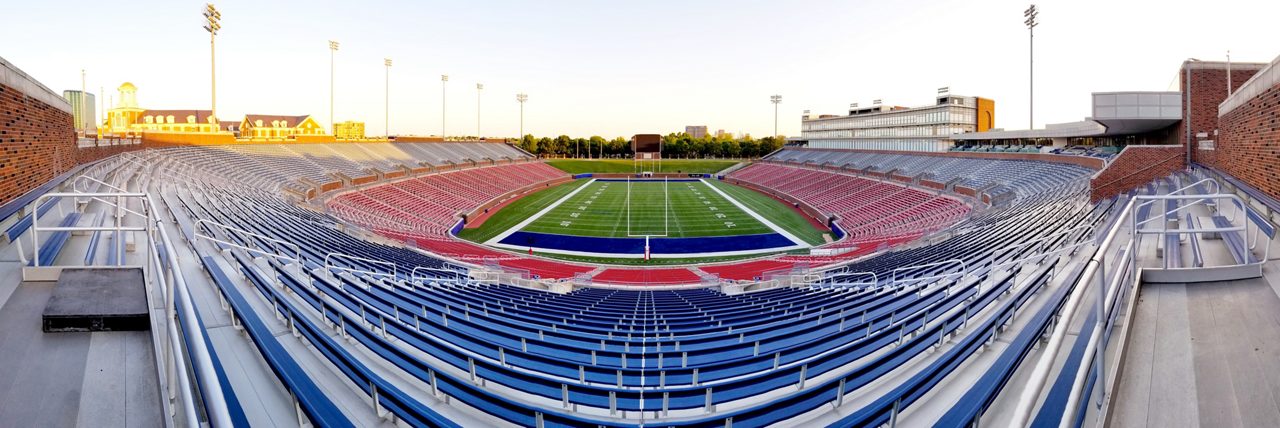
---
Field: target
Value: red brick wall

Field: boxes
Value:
[0,81,77,207]
[1180,64,1264,167]
[1217,78,1280,201]
[1090,145,1185,201]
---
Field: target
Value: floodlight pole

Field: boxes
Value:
[515,93,528,139]
[385,58,392,138]
[770,95,782,138]
[329,40,338,134]
[476,83,483,139]
[204,4,221,124]
[1025,4,1038,129]
[441,75,449,139]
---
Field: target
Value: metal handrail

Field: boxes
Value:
[150,194,235,428]
[1015,192,1268,427]
[411,265,467,284]
[323,252,396,279]
[31,192,234,427]
[73,175,149,220]
[1135,177,1220,211]
[985,223,1094,271]
[817,271,877,289]
[890,258,967,286]
[194,219,302,263]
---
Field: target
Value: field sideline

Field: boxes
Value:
[544,159,741,174]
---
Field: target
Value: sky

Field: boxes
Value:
[3,0,1278,139]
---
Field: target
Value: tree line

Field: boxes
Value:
[513,133,786,159]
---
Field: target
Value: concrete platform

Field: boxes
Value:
[42,268,148,332]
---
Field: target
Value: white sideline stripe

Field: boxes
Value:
[702,179,810,248]
[485,179,596,246]
[488,241,808,259]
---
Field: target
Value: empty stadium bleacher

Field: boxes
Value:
[0,142,1120,426]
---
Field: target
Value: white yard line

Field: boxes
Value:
[484,179,596,245]
[702,179,810,247]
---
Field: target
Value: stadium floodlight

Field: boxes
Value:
[476,83,483,138]
[203,4,221,122]
[385,58,392,138]
[329,40,338,134]
[770,95,782,137]
[1025,4,1038,129]
[440,75,450,139]
[515,93,528,139]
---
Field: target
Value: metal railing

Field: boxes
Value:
[890,258,967,287]
[412,265,468,285]
[815,271,878,289]
[324,252,396,280]
[73,175,149,220]
[1013,191,1273,427]
[30,192,234,427]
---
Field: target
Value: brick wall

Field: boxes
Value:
[1217,58,1280,201]
[1089,145,1185,202]
[1179,63,1264,167]
[0,80,77,207]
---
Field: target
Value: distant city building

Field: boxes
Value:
[685,125,708,139]
[62,90,96,132]
[334,121,366,140]
[240,114,325,139]
[799,94,995,152]
[715,129,730,138]
[103,83,223,134]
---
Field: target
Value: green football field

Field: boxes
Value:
[523,180,770,238]
[457,178,829,246]
[544,159,741,174]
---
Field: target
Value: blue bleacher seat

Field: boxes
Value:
[30,212,82,266]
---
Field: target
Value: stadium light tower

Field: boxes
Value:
[329,40,338,134]
[1025,4,1038,129]
[476,83,483,138]
[770,95,782,137]
[384,58,392,138]
[203,4,221,123]
[516,92,528,138]
[441,74,449,139]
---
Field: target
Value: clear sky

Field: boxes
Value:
[4,0,1277,138]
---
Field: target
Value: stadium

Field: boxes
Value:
[5,4,1280,428]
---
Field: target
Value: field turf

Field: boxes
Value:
[457,178,831,258]
[544,159,741,174]
[522,180,771,238]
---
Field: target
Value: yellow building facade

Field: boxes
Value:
[102,83,222,135]
[334,121,366,140]
[239,115,326,139]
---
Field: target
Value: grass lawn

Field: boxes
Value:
[545,159,741,174]
[523,179,774,238]
[456,178,830,265]
[455,179,590,242]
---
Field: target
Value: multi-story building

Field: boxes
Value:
[239,114,326,139]
[102,83,222,134]
[62,90,96,133]
[334,121,366,140]
[715,129,729,138]
[799,94,995,152]
[685,125,708,139]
